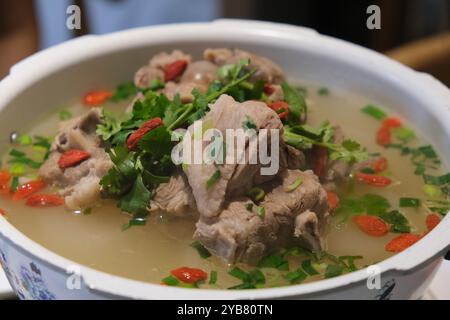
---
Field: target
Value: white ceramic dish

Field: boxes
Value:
[0,20,449,300]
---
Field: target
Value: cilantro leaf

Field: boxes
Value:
[138,125,173,158]
[242,116,257,131]
[281,82,307,125]
[284,125,368,165]
[96,109,128,141]
[118,174,151,218]
[110,82,139,102]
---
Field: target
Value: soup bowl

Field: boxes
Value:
[0,20,449,300]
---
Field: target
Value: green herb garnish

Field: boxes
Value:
[258,254,289,271]
[162,275,180,286]
[228,267,265,289]
[425,200,450,216]
[209,271,218,285]
[256,206,266,219]
[281,82,307,125]
[284,269,307,284]
[191,241,212,259]
[378,210,411,233]
[361,105,387,120]
[423,173,450,186]
[324,264,344,279]
[317,87,330,96]
[242,116,257,131]
[285,176,303,192]
[392,127,416,142]
[399,197,421,208]
[110,82,139,102]
[10,176,19,192]
[8,149,42,169]
[284,122,368,165]
[423,184,443,198]
[301,259,319,276]
[246,187,265,202]
[59,110,72,120]
[206,170,221,190]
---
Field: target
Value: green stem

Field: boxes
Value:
[167,69,256,131]
[167,103,194,131]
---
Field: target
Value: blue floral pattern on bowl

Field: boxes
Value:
[0,249,55,300]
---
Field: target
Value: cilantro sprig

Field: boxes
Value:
[284,122,369,164]
[97,59,263,228]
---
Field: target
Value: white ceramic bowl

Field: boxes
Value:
[0,20,449,300]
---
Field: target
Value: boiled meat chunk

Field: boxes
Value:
[134,50,192,88]
[39,108,113,210]
[204,48,285,84]
[182,94,287,219]
[150,172,196,217]
[194,170,329,264]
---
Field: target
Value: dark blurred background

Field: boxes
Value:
[1,0,449,84]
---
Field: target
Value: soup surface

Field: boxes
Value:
[0,49,448,290]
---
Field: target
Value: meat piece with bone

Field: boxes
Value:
[204,48,286,84]
[194,169,329,264]
[150,172,197,218]
[134,50,192,88]
[163,60,218,103]
[39,108,113,210]
[182,94,302,219]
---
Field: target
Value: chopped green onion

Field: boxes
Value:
[390,224,411,234]
[18,135,32,146]
[399,198,421,208]
[10,163,26,176]
[276,108,286,115]
[191,241,211,259]
[392,127,416,142]
[284,269,307,284]
[228,283,256,290]
[258,254,289,271]
[245,203,253,212]
[423,184,443,198]
[248,269,265,285]
[285,176,303,193]
[9,149,25,157]
[33,136,52,151]
[162,275,180,286]
[209,270,218,285]
[324,264,344,279]
[415,163,426,175]
[83,208,92,215]
[242,116,257,131]
[361,105,387,120]
[228,267,250,282]
[247,187,265,202]
[360,167,376,174]
[109,82,139,102]
[426,200,450,216]
[418,145,438,159]
[301,260,319,276]
[423,173,450,186]
[10,176,19,193]
[149,79,165,91]
[317,87,330,96]
[59,110,73,120]
[256,206,266,219]
[339,256,363,272]
[206,170,221,189]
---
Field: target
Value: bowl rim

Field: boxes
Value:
[0,19,449,299]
